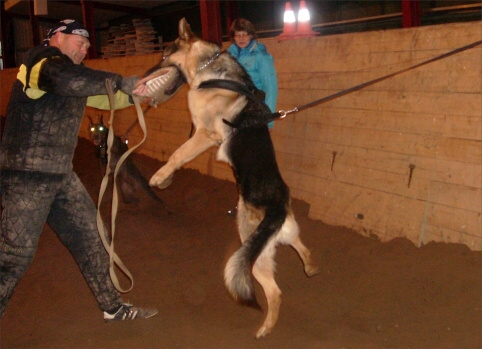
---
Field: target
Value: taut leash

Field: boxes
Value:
[200,39,482,128]
[274,39,482,119]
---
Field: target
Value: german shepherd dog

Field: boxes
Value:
[87,115,169,208]
[147,18,319,338]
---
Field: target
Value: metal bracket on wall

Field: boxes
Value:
[331,151,337,172]
[408,164,416,188]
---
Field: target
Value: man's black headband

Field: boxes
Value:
[43,19,89,46]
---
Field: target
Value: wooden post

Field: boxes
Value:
[1,1,16,68]
[34,0,48,16]
[28,0,41,47]
[224,0,238,38]
[81,0,97,59]
[199,0,222,45]
[402,0,421,28]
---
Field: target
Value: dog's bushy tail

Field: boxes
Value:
[224,205,286,309]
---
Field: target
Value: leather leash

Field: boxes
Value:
[96,80,148,293]
[273,39,482,120]
[200,39,482,128]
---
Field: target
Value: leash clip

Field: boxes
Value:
[277,107,299,119]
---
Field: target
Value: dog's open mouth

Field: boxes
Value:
[137,66,186,106]
[163,68,186,95]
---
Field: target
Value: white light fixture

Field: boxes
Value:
[297,2,310,22]
[294,1,319,38]
[277,2,297,41]
[284,4,296,23]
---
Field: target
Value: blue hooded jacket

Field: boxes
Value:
[227,40,278,118]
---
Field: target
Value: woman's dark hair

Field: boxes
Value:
[229,18,257,42]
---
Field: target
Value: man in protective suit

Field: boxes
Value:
[0,19,158,321]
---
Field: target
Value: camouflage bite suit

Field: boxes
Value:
[0,44,135,317]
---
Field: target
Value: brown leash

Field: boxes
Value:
[96,80,148,293]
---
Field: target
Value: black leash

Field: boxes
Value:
[196,40,481,129]
[274,39,482,119]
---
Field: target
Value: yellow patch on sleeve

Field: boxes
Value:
[16,58,48,99]
[87,91,133,110]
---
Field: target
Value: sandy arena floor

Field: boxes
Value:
[1,137,481,349]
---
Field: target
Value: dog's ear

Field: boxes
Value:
[99,115,104,125]
[88,115,93,127]
[178,17,195,41]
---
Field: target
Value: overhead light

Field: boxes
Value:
[297,0,310,22]
[277,2,296,41]
[294,1,319,38]
[284,2,296,23]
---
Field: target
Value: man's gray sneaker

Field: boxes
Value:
[104,303,158,322]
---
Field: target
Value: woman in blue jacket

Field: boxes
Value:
[226,18,279,215]
[227,18,278,129]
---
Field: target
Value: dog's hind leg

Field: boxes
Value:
[290,235,321,277]
[252,242,281,339]
[280,214,321,277]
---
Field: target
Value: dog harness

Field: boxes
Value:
[197,79,278,129]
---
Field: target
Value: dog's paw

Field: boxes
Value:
[256,326,272,339]
[149,171,174,189]
[304,263,321,277]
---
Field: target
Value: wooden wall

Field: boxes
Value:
[1,21,480,250]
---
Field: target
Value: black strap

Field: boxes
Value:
[198,79,272,128]
[198,79,259,102]
[290,39,482,115]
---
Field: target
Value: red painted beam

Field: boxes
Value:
[28,0,41,47]
[199,0,222,45]
[225,1,238,37]
[1,2,16,68]
[81,0,97,59]
[402,0,421,28]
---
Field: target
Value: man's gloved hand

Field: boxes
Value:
[120,76,139,95]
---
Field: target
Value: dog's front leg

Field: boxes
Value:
[149,128,219,189]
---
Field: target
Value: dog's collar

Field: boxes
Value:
[197,52,220,72]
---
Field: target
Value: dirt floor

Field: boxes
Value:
[1,137,481,349]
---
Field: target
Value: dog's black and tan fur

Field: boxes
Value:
[148,18,319,338]
[87,115,168,207]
